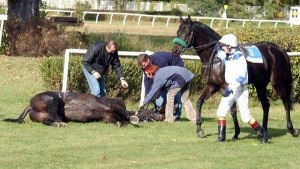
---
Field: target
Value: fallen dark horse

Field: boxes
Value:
[5,91,164,127]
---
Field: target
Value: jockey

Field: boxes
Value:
[216,34,269,143]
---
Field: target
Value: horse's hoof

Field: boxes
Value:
[291,129,299,137]
[59,122,67,127]
[260,132,270,144]
[52,122,60,127]
[115,121,122,127]
[232,136,239,140]
[130,115,139,124]
[197,129,204,138]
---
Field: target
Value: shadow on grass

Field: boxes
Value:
[222,126,295,143]
[178,117,215,122]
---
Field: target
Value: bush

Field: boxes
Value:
[40,56,204,101]
[218,27,300,52]
[3,18,85,57]
[40,55,300,102]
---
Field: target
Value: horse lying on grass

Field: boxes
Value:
[5,91,165,127]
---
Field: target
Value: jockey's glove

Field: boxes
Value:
[222,88,233,97]
[120,79,129,88]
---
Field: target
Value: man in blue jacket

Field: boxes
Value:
[140,64,196,123]
[137,52,184,120]
[82,40,128,97]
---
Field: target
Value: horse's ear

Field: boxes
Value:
[179,15,184,23]
[187,15,192,23]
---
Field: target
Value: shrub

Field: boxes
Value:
[40,56,204,101]
[3,18,85,57]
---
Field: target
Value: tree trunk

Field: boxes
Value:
[7,0,40,21]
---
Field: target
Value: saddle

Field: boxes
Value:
[238,43,263,63]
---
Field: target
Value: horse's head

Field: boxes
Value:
[172,16,221,59]
[172,15,194,57]
[136,109,165,122]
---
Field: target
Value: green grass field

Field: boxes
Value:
[0,55,300,169]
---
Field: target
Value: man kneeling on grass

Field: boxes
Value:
[140,64,196,123]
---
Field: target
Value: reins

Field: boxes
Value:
[194,41,218,51]
[179,24,221,82]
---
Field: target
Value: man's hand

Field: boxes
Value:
[92,71,101,79]
[222,88,233,97]
[121,79,129,88]
[139,105,145,111]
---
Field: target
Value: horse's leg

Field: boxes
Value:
[196,85,219,138]
[282,100,299,137]
[41,95,66,127]
[255,84,270,131]
[113,105,139,124]
[229,102,240,140]
[268,44,298,137]
[102,113,123,127]
[273,84,299,137]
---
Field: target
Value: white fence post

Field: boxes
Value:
[0,14,7,46]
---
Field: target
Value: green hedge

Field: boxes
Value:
[40,56,204,102]
[40,56,300,103]
[40,26,300,102]
[218,27,300,52]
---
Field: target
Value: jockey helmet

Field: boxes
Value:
[219,34,238,47]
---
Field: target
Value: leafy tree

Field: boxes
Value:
[74,1,92,18]
[186,0,223,16]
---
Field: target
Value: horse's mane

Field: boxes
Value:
[193,21,221,41]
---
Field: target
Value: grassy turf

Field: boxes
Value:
[0,55,299,169]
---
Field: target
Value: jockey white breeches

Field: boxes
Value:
[217,85,252,123]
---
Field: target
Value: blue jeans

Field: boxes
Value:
[82,67,106,97]
[155,89,182,120]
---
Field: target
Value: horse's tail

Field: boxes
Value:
[3,106,32,123]
[287,62,294,111]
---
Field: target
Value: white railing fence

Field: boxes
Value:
[63,49,300,105]
[42,9,298,29]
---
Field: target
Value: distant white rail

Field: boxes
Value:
[41,9,298,29]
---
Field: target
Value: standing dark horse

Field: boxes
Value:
[172,15,298,139]
[4,91,164,127]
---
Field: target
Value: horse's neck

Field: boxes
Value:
[194,43,215,64]
[192,24,220,63]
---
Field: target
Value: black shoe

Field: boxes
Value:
[217,126,226,142]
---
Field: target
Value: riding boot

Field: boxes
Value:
[250,120,269,143]
[217,119,226,142]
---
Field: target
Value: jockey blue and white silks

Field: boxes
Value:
[216,49,253,123]
[221,49,248,91]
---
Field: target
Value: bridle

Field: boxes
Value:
[174,23,222,80]
[176,24,218,53]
